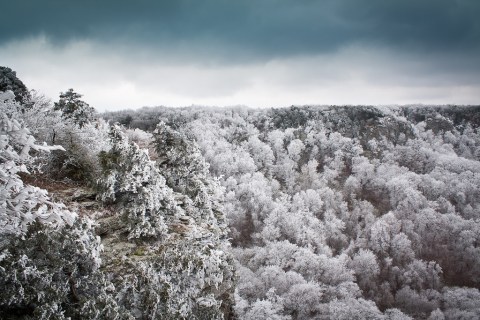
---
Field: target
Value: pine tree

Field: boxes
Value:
[98,125,177,239]
[54,89,96,128]
[0,66,30,104]
[153,122,228,234]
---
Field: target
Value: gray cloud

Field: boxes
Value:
[3,38,479,110]
[2,1,479,109]
[2,0,479,61]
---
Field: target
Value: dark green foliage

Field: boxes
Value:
[0,66,30,104]
[45,150,90,182]
[402,105,480,130]
[271,106,311,129]
[118,114,133,127]
[98,150,121,174]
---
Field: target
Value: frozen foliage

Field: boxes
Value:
[153,122,228,233]
[1,90,119,319]
[98,125,173,239]
[97,123,234,319]
[0,91,75,235]
[0,221,120,320]
[4,67,480,318]
[117,234,233,319]
[117,105,480,319]
[1,84,234,319]
[5,88,111,183]
[54,89,97,128]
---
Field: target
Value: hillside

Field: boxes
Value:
[106,104,480,319]
[1,88,235,319]
[2,72,480,319]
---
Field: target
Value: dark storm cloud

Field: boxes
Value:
[2,0,479,60]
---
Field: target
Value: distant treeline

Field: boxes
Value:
[103,104,480,133]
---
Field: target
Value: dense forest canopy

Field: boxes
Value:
[105,103,480,319]
[1,68,480,319]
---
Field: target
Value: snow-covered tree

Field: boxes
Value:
[54,89,96,128]
[1,90,120,319]
[1,91,75,235]
[98,125,176,239]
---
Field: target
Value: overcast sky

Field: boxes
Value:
[1,0,480,111]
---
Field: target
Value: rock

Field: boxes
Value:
[96,215,125,237]
[79,201,98,210]
[70,188,97,201]
[179,216,192,224]
[169,223,192,235]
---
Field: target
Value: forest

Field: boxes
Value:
[2,66,480,319]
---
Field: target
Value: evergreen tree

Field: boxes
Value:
[153,122,228,233]
[98,125,177,239]
[0,66,30,104]
[0,90,120,319]
[97,125,235,319]
[54,89,96,128]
